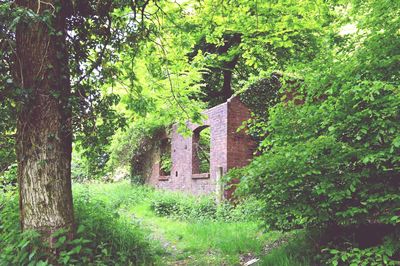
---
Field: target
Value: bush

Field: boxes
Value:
[239,82,400,227]
[73,191,157,265]
[150,192,216,220]
[150,190,263,222]
[236,1,400,262]
[237,82,400,263]
[323,234,400,266]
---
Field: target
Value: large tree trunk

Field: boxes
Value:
[14,0,74,247]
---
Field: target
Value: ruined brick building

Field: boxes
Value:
[145,96,257,197]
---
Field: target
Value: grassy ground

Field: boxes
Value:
[0,180,314,265]
[73,181,285,265]
[73,181,311,266]
[129,203,281,265]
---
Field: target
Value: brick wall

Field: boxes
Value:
[227,97,257,169]
[225,97,257,198]
[148,97,256,196]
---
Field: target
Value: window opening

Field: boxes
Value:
[192,126,210,174]
[159,138,171,176]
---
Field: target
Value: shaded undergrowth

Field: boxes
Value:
[73,181,305,265]
[1,181,312,265]
[0,183,160,265]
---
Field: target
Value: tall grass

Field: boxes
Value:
[83,182,281,265]
[0,180,317,265]
[73,181,322,265]
[130,200,283,264]
[73,188,161,265]
[260,232,317,266]
[0,182,160,265]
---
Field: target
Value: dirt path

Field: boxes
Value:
[129,203,282,266]
[130,208,194,265]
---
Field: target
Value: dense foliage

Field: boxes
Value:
[231,0,400,264]
[1,0,399,264]
[86,1,400,263]
[240,82,400,229]
[0,182,158,265]
[237,75,282,144]
[0,2,16,173]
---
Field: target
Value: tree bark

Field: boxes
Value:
[221,57,238,101]
[14,0,74,248]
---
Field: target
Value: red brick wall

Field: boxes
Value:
[227,97,257,169]
[225,97,257,198]
[205,103,228,194]
[148,97,256,196]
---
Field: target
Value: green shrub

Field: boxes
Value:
[150,190,263,222]
[73,192,157,265]
[150,192,181,217]
[0,190,39,265]
[150,192,216,220]
[236,1,400,262]
[323,235,400,266]
[237,81,400,263]
[238,83,400,228]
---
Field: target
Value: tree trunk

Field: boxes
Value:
[14,0,74,248]
[221,56,238,101]
[222,68,234,101]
